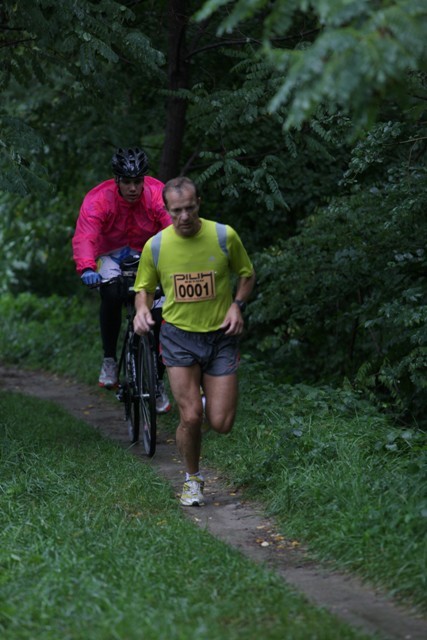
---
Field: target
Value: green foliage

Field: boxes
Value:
[196,1,427,133]
[0,0,165,194]
[201,365,427,608]
[0,292,101,382]
[0,183,85,295]
[179,51,350,248]
[0,0,163,87]
[0,116,50,196]
[248,118,427,425]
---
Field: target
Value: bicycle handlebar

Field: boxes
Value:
[89,275,163,300]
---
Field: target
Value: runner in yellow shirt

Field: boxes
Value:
[133,176,256,506]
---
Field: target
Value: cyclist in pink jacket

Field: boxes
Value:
[72,147,172,412]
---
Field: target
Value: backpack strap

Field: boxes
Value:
[151,232,162,268]
[215,222,229,259]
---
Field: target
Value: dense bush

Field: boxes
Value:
[0,291,101,383]
[248,121,427,426]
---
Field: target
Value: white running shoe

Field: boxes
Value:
[98,357,118,389]
[180,476,205,506]
[156,381,171,414]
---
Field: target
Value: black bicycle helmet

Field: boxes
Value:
[111,147,149,178]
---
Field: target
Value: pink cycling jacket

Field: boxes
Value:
[72,177,172,274]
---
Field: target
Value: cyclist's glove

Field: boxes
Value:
[81,269,102,286]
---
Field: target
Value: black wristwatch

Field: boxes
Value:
[233,299,247,313]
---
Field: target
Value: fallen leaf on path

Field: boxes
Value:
[272,534,285,541]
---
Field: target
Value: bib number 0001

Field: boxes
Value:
[173,271,216,302]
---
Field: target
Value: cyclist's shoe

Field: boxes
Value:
[180,476,205,507]
[156,381,171,414]
[99,358,118,389]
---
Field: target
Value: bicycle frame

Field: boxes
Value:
[99,271,158,456]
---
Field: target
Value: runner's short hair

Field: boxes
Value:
[162,176,200,207]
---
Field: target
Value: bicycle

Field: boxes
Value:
[97,256,158,457]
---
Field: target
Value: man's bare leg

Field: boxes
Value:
[167,364,204,474]
[202,372,238,434]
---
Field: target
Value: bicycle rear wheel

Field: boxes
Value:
[137,334,157,457]
[121,333,140,444]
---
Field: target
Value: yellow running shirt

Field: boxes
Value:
[134,218,254,332]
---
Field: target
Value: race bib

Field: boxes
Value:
[173,271,216,302]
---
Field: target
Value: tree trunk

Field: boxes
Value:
[158,0,189,182]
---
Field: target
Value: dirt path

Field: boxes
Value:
[1,364,426,640]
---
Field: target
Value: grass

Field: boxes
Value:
[1,291,426,613]
[0,291,101,385]
[0,392,370,640]
[199,368,427,609]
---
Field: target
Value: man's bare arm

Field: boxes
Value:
[234,272,256,304]
[220,271,256,336]
[133,290,155,335]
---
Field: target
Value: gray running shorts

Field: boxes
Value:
[160,322,240,376]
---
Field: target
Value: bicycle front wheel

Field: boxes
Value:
[121,333,140,444]
[137,334,157,457]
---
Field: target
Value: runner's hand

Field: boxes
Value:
[220,304,244,336]
[81,270,102,286]
[134,308,155,335]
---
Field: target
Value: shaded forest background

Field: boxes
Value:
[1,0,426,427]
